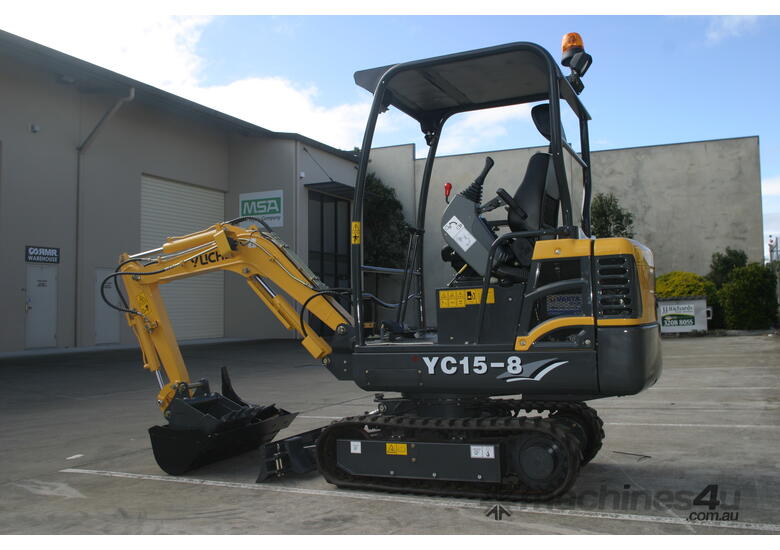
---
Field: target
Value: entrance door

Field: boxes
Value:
[308,190,351,333]
[25,264,58,348]
[95,268,120,344]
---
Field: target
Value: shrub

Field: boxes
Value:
[705,247,748,329]
[656,271,717,301]
[707,247,748,288]
[717,263,778,330]
[364,172,409,268]
[590,192,635,238]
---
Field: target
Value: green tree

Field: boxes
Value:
[704,247,748,328]
[363,172,409,268]
[707,247,748,287]
[590,192,635,238]
[717,263,778,330]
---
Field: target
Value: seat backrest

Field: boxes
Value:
[508,152,560,232]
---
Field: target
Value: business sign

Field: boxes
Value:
[658,298,708,333]
[25,246,60,264]
[660,303,695,328]
[239,190,283,227]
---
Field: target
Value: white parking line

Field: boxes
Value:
[606,422,779,430]
[653,387,778,390]
[666,365,777,370]
[60,468,780,533]
[298,416,779,430]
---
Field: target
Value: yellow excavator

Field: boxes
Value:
[104,34,661,501]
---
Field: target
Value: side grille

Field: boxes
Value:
[594,255,640,319]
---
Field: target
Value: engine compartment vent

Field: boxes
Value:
[594,255,640,319]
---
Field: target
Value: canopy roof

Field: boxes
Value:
[354,42,589,124]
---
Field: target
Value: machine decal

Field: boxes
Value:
[422,355,523,376]
[496,358,568,383]
[470,445,496,459]
[350,441,362,454]
[438,287,495,309]
[443,215,476,252]
[190,250,226,267]
[385,443,408,456]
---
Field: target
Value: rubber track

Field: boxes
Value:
[508,400,605,464]
[316,400,604,501]
[317,412,582,502]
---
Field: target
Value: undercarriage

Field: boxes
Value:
[262,396,604,502]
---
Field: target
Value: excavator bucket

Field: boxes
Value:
[149,368,296,475]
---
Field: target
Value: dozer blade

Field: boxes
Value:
[149,367,297,475]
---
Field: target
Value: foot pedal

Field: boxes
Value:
[256,427,324,482]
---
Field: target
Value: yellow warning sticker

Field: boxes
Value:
[351,221,361,245]
[438,288,495,309]
[385,442,408,456]
[136,294,151,315]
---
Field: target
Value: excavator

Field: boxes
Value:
[103,34,661,501]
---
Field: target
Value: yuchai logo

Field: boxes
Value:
[239,190,283,227]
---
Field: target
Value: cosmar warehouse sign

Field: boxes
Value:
[239,190,283,228]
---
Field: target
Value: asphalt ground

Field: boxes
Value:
[0,335,778,534]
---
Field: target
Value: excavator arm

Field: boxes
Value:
[104,217,354,475]
[113,218,353,410]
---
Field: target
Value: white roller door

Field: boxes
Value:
[141,175,225,340]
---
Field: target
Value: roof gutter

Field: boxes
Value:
[77,86,135,152]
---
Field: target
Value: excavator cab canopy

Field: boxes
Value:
[353,42,590,127]
[350,40,595,342]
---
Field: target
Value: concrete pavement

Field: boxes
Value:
[0,336,778,534]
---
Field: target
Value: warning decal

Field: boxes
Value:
[443,216,477,252]
[438,288,495,309]
[385,443,408,456]
[351,221,361,244]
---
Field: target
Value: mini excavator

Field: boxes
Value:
[104,34,661,501]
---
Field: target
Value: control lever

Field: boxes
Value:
[461,156,494,204]
[496,188,528,220]
[478,195,503,213]
[475,156,495,187]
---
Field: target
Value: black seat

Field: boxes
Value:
[506,152,560,266]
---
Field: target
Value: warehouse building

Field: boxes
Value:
[0,30,763,352]
[0,30,357,353]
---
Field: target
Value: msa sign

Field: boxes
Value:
[25,246,60,264]
[239,190,283,227]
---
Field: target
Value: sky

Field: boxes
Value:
[1,10,779,257]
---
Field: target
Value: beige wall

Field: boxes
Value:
[224,135,296,340]
[0,49,357,352]
[0,55,81,351]
[80,101,231,347]
[369,144,417,221]
[0,56,234,352]
[590,137,763,275]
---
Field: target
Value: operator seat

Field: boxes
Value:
[505,152,560,267]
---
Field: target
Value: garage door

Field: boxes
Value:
[141,175,225,340]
